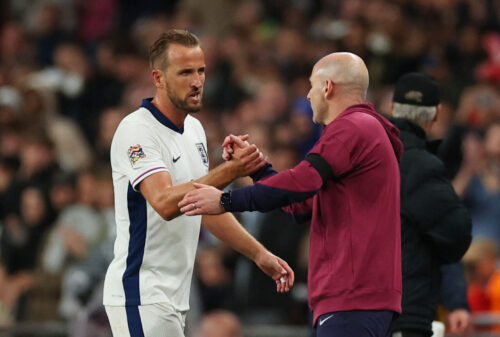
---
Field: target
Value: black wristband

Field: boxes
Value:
[220,191,232,212]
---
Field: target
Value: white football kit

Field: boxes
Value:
[103,98,209,336]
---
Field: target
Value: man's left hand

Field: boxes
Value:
[448,309,472,336]
[254,250,295,293]
[179,183,224,215]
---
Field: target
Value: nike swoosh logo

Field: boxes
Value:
[319,314,334,326]
[173,156,181,163]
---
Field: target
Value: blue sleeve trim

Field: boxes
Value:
[228,183,318,212]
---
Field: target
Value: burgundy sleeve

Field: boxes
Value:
[227,160,324,212]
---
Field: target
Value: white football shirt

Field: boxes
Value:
[103,98,209,312]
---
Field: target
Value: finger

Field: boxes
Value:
[231,135,250,148]
[179,198,201,213]
[239,134,249,141]
[178,194,198,208]
[221,135,233,148]
[193,182,209,189]
[223,145,234,154]
[183,204,206,216]
[278,259,295,286]
[242,150,261,163]
[184,209,203,216]
[252,158,267,171]
[276,279,285,293]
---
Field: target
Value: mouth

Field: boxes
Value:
[188,91,201,102]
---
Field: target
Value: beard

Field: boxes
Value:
[167,86,203,113]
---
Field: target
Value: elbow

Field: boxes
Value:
[155,201,180,221]
[159,208,178,221]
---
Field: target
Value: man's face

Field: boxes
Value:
[163,44,206,113]
[307,71,328,124]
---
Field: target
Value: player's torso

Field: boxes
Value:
[104,107,209,309]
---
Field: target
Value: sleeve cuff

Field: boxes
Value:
[250,163,277,182]
[131,167,168,191]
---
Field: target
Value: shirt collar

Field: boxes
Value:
[141,97,184,134]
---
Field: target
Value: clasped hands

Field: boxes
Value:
[178,134,261,216]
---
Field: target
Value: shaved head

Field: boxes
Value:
[312,52,369,99]
[307,52,370,124]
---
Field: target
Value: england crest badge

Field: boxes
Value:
[196,143,209,167]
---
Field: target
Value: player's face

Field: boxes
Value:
[307,72,328,124]
[164,44,206,113]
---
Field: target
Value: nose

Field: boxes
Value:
[192,74,204,90]
[307,90,311,101]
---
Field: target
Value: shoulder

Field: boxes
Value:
[114,108,155,137]
[401,147,446,187]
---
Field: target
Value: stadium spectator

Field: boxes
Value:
[388,73,472,337]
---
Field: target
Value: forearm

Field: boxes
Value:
[197,161,238,190]
[144,162,238,221]
[202,213,266,261]
[227,160,322,212]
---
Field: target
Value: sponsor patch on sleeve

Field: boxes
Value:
[128,144,146,166]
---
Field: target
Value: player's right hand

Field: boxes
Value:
[222,134,249,161]
[230,142,267,177]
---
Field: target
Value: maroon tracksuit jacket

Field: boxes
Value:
[227,103,403,325]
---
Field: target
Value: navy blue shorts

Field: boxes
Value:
[312,310,395,337]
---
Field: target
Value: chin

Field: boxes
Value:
[187,105,202,113]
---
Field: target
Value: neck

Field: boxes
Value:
[324,95,364,125]
[151,92,188,130]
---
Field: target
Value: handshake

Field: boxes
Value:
[221,134,268,177]
[178,134,264,216]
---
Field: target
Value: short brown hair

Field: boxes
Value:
[149,29,200,70]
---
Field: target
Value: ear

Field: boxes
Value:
[152,69,164,89]
[389,102,394,117]
[433,104,440,122]
[324,80,334,99]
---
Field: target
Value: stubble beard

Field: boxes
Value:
[167,86,202,114]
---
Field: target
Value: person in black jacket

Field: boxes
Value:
[389,73,473,337]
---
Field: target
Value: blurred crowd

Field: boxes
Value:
[0,0,500,336]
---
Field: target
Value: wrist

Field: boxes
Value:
[223,161,239,180]
[251,245,267,263]
[220,191,232,212]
